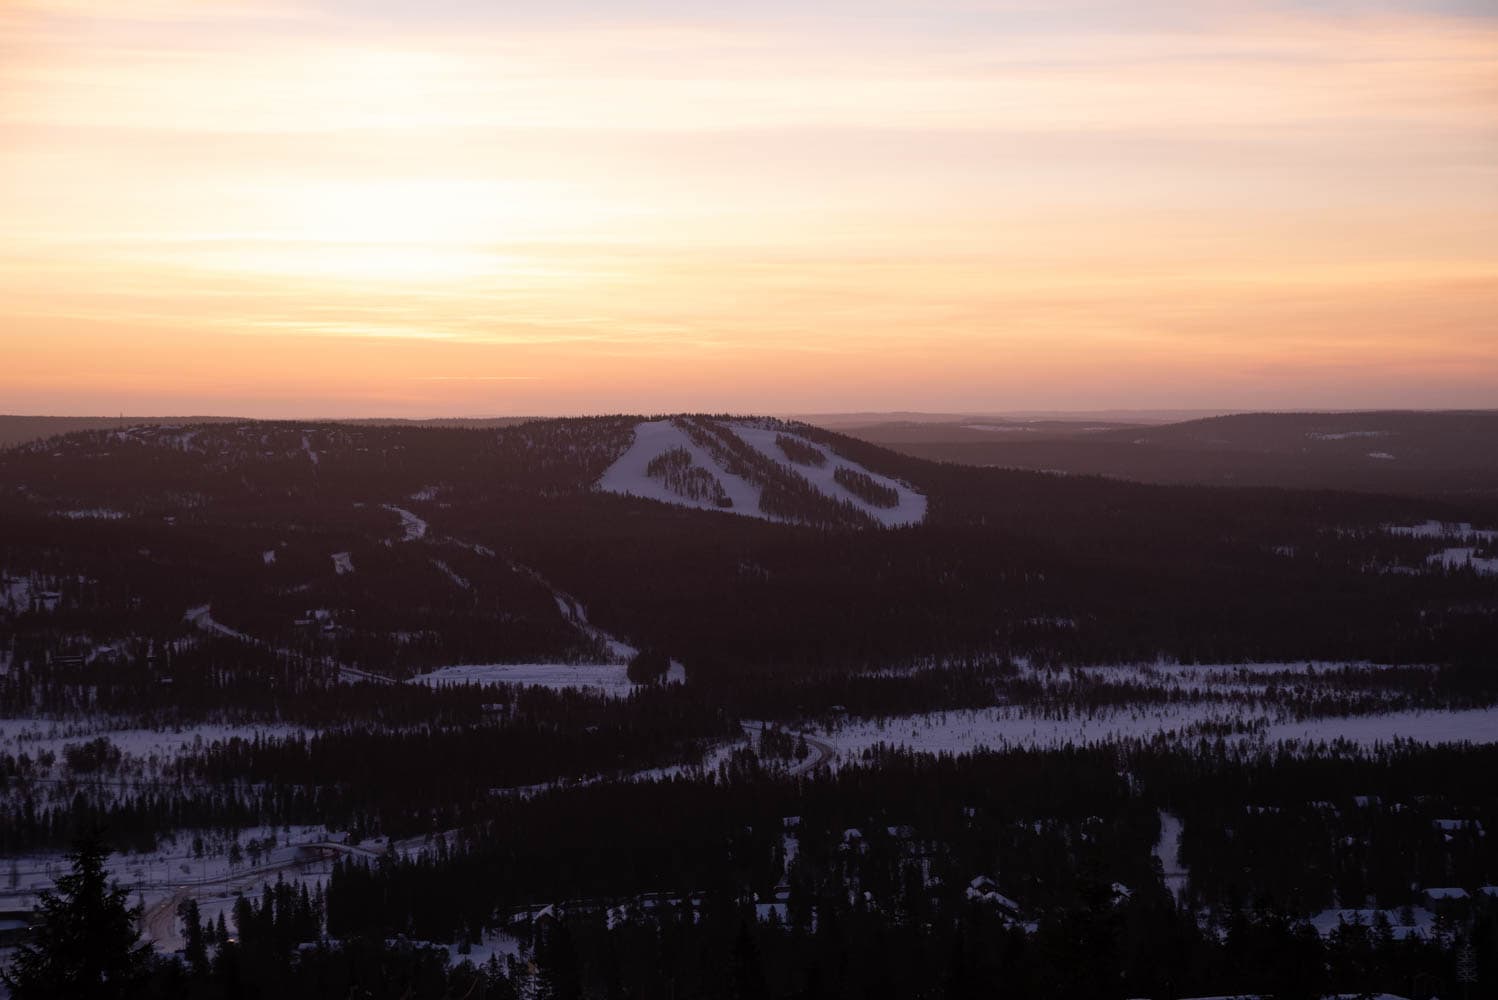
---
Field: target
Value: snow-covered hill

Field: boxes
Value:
[598,417,926,527]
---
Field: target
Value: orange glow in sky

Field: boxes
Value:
[2,1,1496,416]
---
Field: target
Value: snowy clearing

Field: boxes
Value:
[1386,520,1497,542]
[184,604,253,643]
[432,559,471,590]
[408,661,684,696]
[1154,811,1188,903]
[807,703,1498,760]
[383,504,428,542]
[56,508,126,520]
[1426,547,1498,576]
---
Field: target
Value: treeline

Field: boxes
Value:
[12,740,1498,996]
[103,887,1498,999]
[833,466,900,508]
[242,742,1498,998]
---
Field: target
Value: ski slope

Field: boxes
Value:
[598,419,926,527]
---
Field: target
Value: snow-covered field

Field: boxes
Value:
[1386,520,1497,542]
[807,703,1498,760]
[383,504,428,542]
[56,508,127,520]
[0,717,310,765]
[598,419,925,527]
[409,660,685,695]
[1426,546,1498,576]
[1371,521,1498,576]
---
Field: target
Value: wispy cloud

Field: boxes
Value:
[2,0,1496,414]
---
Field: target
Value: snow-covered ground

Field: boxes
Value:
[184,603,384,685]
[1387,520,1497,542]
[1308,431,1388,441]
[516,563,640,663]
[0,572,43,615]
[1426,546,1498,576]
[1264,707,1498,745]
[408,661,685,696]
[0,717,309,765]
[599,419,769,517]
[1310,907,1437,941]
[447,928,524,969]
[432,559,471,590]
[598,419,926,527]
[184,604,253,643]
[806,703,1498,760]
[383,505,428,542]
[300,434,319,467]
[1154,811,1188,903]
[727,422,926,527]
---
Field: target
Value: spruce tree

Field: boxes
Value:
[1,830,151,999]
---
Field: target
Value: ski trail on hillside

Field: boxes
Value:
[597,419,926,526]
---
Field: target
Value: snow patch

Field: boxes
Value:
[184,605,253,643]
[409,662,663,697]
[383,505,428,542]
[57,509,126,520]
[1307,430,1388,440]
[1427,547,1498,576]
[1154,811,1188,903]
[1386,520,1497,542]
[432,559,470,590]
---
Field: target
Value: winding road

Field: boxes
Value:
[137,840,383,951]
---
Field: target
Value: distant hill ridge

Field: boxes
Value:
[0,415,540,449]
[837,410,1498,498]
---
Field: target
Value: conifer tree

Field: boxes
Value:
[1,830,151,999]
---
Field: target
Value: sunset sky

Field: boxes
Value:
[2,0,1496,417]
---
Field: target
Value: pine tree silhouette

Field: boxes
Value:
[1,830,151,998]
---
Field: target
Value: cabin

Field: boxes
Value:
[1422,886,1471,919]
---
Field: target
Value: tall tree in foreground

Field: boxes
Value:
[1,830,151,999]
